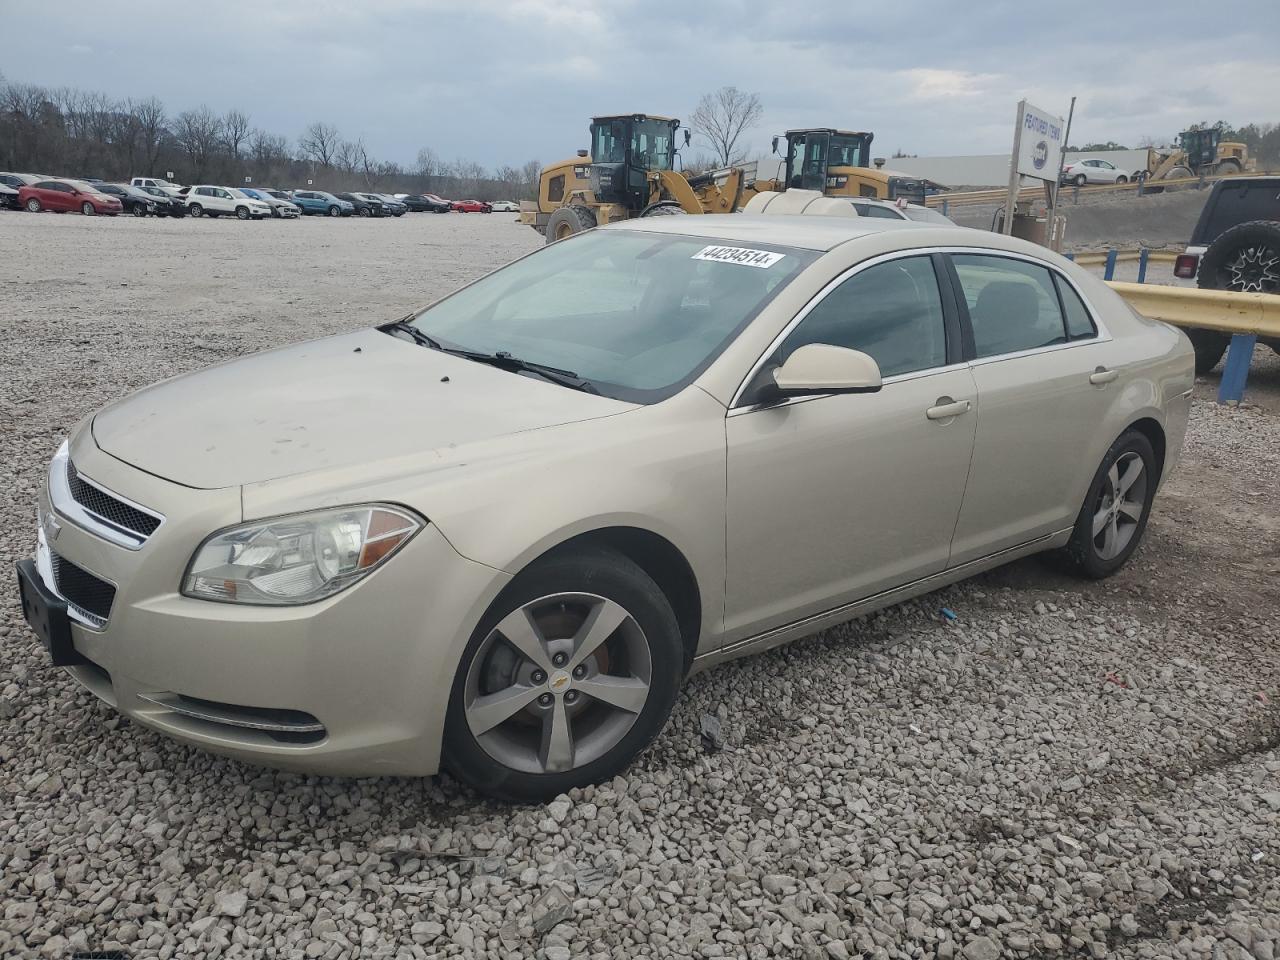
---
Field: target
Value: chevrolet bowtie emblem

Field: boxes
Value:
[550,673,571,691]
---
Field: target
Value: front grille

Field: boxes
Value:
[66,460,161,539]
[51,553,116,625]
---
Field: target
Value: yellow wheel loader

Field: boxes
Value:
[1142,128,1254,184]
[769,128,932,203]
[520,114,763,242]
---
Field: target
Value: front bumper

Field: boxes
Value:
[22,433,507,776]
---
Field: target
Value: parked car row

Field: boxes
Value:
[3,172,520,220]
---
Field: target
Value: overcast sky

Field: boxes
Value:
[5,0,1277,170]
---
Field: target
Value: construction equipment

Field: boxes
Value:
[769,128,934,203]
[520,113,763,242]
[1142,128,1253,183]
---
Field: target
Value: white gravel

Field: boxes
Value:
[2,209,1278,959]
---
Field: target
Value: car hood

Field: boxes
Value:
[91,329,635,489]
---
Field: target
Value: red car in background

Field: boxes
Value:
[19,179,123,216]
[450,199,491,213]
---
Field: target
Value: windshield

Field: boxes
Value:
[228,188,250,199]
[590,118,675,171]
[403,230,813,403]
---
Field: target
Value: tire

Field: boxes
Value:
[1116,175,1128,185]
[235,205,250,220]
[358,206,370,217]
[328,205,340,217]
[189,203,203,218]
[1059,429,1158,579]
[443,547,683,802]
[1216,160,1242,176]
[1185,329,1230,374]
[1167,166,1194,181]
[1198,220,1280,295]
[1073,174,1087,187]
[545,205,597,244]
[132,205,147,218]
[81,202,95,216]
[640,202,687,217]
[25,197,41,212]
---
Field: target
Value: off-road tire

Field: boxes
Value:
[1185,330,1231,374]
[443,547,683,803]
[1198,220,1280,295]
[640,202,688,217]
[545,205,597,244]
[1058,430,1158,579]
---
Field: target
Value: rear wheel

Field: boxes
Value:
[545,204,597,244]
[1186,330,1230,374]
[1216,160,1242,176]
[443,548,682,802]
[1073,174,1087,187]
[189,203,203,218]
[25,197,41,212]
[1199,220,1280,295]
[1059,430,1157,579]
[81,202,95,216]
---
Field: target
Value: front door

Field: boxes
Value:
[724,254,977,640]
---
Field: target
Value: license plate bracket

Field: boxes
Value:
[15,558,85,667]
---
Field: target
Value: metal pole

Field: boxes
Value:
[1046,96,1075,252]
[1103,249,1118,281]
[1002,100,1025,235]
[1137,248,1150,284]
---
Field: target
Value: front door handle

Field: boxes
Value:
[1089,366,1119,386]
[926,397,972,420]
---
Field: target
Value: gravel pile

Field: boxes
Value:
[1,211,1277,959]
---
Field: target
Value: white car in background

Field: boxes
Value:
[130,176,185,198]
[1060,159,1135,186]
[184,186,272,220]
[489,200,520,213]
[846,198,955,224]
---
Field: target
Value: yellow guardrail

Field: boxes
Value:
[926,169,1276,209]
[1072,250,1177,267]
[1105,282,1280,338]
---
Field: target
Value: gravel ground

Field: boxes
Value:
[2,210,1278,960]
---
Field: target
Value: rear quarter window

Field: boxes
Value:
[1192,180,1280,245]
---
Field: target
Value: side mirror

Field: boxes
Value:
[770,344,882,398]
[684,129,691,147]
[772,136,780,155]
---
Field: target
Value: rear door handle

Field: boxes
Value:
[926,398,972,420]
[1089,367,1119,385]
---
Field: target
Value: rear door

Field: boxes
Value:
[945,252,1117,563]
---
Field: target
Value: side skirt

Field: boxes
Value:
[690,528,1072,674]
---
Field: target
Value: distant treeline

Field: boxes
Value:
[0,78,541,200]
[1070,121,1280,165]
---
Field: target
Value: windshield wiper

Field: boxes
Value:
[385,318,443,351]
[455,350,599,394]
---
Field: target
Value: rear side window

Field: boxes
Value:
[777,255,948,378]
[952,254,1067,358]
[1054,276,1097,340]
[1192,181,1280,245]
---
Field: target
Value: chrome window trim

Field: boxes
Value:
[728,244,1112,410]
[47,442,165,551]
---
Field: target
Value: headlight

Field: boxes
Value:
[182,504,422,605]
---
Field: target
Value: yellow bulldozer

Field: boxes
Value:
[1142,128,1254,183]
[520,115,935,243]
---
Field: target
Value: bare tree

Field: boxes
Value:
[336,138,366,176]
[414,146,440,178]
[173,105,224,180]
[690,86,763,167]
[132,97,167,174]
[248,128,290,183]
[222,109,250,163]
[298,121,340,168]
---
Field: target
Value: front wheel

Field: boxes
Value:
[25,198,41,212]
[328,205,340,217]
[81,201,95,216]
[235,205,250,220]
[132,205,148,218]
[443,548,682,802]
[358,207,370,217]
[1058,430,1157,579]
[1116,175,1128,185]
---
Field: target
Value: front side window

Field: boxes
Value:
[952,254,1069,357]
[404,230,814,402]
[591,121,627,164]
[631,120,673,171]
[774,256,948,379]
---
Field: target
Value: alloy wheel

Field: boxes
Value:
[463,592,653,775]
[1092,451,1147,561]
[1223,244,1280,293]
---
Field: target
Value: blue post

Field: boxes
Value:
[1064,252,1075,262]
[941,199,949,218]
[1137,248,1149,284]
[1217,334,1257,404]
[1103,249,1118,281]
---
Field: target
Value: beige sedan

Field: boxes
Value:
[16,214,1194,801]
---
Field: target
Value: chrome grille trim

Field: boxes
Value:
[136,693,326,734]
[47,443,164,550]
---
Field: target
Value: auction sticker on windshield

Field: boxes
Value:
[691,245,786,269]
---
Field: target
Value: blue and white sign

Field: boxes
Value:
[1015,101,1065,180]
